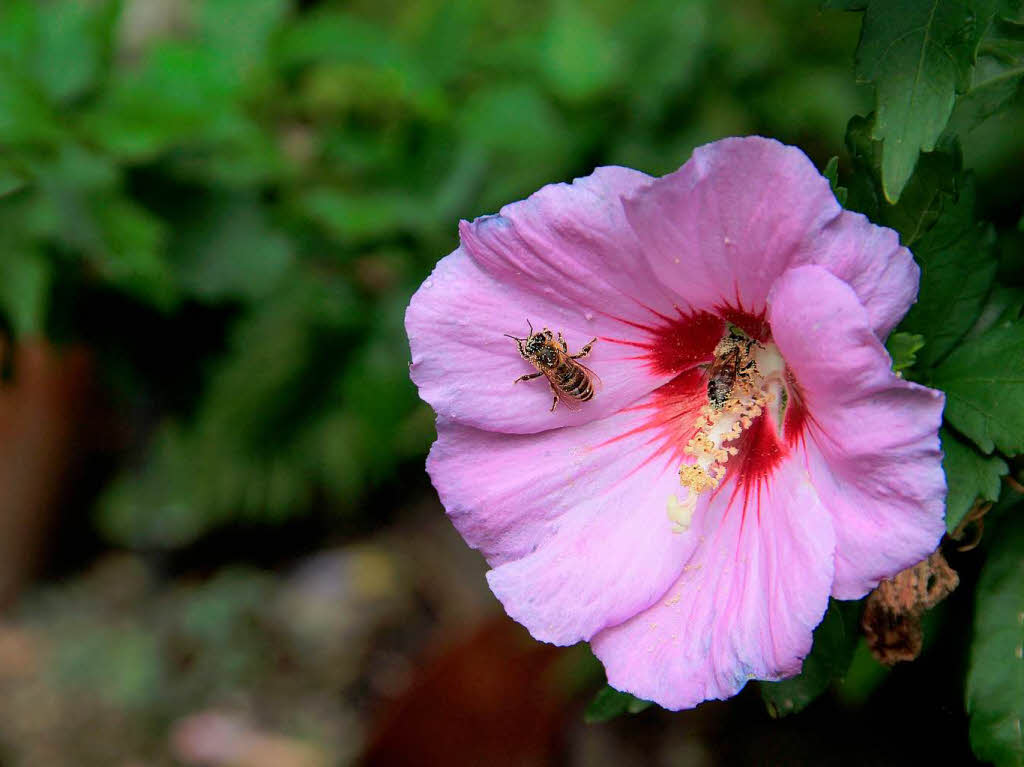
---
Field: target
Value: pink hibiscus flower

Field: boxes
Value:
[405,137,946,710]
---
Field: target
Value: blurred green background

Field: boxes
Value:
[0,0,1019,765]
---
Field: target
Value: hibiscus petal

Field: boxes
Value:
[408,167,725,434]
[767,265,946,600]
[427,373,709,645]
[625,137,842,317]
[590,450,835,710]
[461,166,680,318]
[800,210,919,338]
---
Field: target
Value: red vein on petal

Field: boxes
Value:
[595,369,707,474]
[600,310,724,376]
[717,413,789,530]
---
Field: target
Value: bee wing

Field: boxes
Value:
[551,379,584,411]
[573,359,602,391]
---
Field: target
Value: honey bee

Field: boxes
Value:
[705,326,757,409]
[505,320,599,412]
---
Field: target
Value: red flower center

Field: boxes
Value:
[603,308,806,530]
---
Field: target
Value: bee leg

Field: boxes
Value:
[571,338,597,359]
[514,371,544,384]
[557,332,568,353]
[544,382,561,413]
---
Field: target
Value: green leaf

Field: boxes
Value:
[855,0,996,201]
[942,427,1008,533]
[952,63,1024,129]
[0,162,25,198]
[965,285,1024,341]
[197,0,289,79]
[835,640,891,706]
[897,176,997,368]
[90,197,175,310]
[542,0,620,103]
[843,115,884,219]
[0,64,63,146]
[275,11,404,72]
[298,188,423,245]
[33,0,118,104]
[998,0,1022,20]
[760,600,860,717]
[951,17,1024,131]
[842,114,960,245]
[822,0,868,8]
[824,155,840,185]
[823,156,848,206]
[84,43,242,160]
[172,195,293,302]
[0,0,37,67]
[25,143,175,308]
[459,84,570,157]
[967,509,1024,766]
[887,332,926,372]
[0,247,51,336]
[584,685,653,723]
[933,319,1024,455]
[880,146,962,246]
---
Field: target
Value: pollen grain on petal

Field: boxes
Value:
[666,493,695,533]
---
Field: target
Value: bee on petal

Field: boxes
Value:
[505,321,600,412]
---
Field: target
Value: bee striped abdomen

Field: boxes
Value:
[557,362,594,401]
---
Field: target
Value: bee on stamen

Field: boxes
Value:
[505,320,600,413]
[705,326,759,410]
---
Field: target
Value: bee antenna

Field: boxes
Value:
[526,319,534,336]
[503,333,521,341]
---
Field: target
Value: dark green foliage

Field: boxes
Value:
[967,508,1024,766]
[933,319,1024,455]
[843,114,962,244]
[760,600,861,717]
[965,286,1024,340]
[170,194,294,302]
[0,248,50,336]
[584,686,653,723]
[842,87,1023,540]
[950,13,1024,132]
[851,0,997,201]
[941,427,1009,532]
[897,176,997,369]
[845,114,1003,377]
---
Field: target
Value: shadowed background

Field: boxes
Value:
[0,0,1021,764]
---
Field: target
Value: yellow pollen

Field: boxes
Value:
[678,377,766,494]
[663,329,782,532]
[666,494,694,533]
[667,330,784,532]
